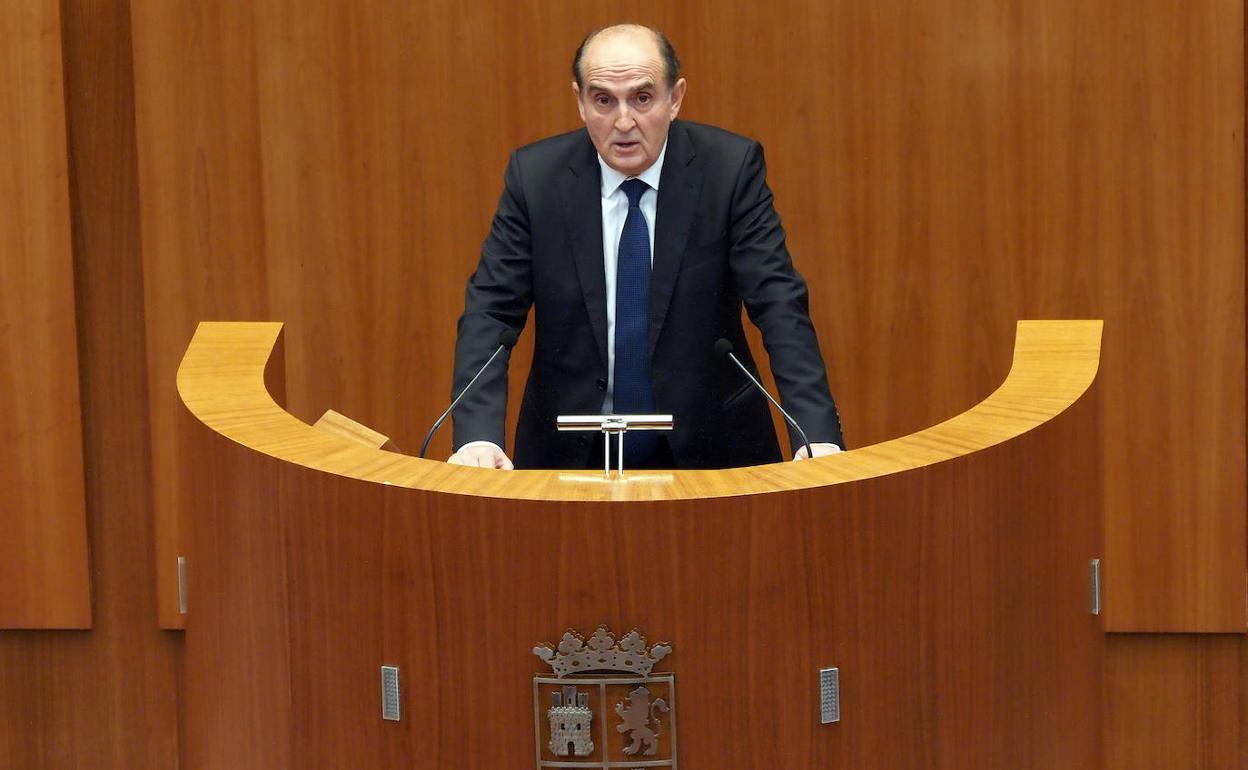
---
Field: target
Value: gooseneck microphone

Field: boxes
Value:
[714,338,813,461]
[420,329,519,458]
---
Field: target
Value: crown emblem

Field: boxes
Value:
[533,625,672,678]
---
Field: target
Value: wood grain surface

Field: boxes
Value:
[1105,634,1241,769]
[176,320,1101,501]
[0,0,91,628]
[0,0,181,766]
[314,408,399,451]
[129,0,1244,630]
[0,0,1238,767]
[179,320,1103,769]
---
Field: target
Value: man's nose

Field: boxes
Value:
[613,103,636,130]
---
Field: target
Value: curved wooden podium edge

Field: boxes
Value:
[176,319,1102,501]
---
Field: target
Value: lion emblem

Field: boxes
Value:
[615,686,670,756]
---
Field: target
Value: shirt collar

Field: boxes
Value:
[598,138,669,198]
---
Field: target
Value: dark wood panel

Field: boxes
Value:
[1105,634,1240,770]
[0,0,181,764]
[0,0,91,629]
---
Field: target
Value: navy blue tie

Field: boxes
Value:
[614,178,658,464]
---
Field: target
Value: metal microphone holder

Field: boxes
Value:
[556,414,674,477]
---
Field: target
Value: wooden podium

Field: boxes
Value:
[176,320,1102,770]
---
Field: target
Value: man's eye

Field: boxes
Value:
[637,93,651,104]
[595,95,610,106]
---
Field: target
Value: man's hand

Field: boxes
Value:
[448,441,514,469]
[792,442,842,461]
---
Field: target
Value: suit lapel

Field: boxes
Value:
[560,123,701,367]
[560,136,609,368]
[650,121,702,350]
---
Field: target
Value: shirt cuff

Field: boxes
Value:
[455,440,504,454]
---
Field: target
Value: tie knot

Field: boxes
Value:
[621,178,649,208]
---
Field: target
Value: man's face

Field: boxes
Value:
[573,29,686,176]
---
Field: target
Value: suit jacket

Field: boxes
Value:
[451,119,843,469]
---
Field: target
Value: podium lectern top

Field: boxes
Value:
[176,320,1101,502]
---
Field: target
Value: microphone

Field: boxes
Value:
[420,329,519,458]
[714,338,813,461]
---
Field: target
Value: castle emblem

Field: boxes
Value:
[532,625,677,769]
[547,685,594,756]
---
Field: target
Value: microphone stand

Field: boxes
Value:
[419,342,509,459]
[722,348,813,461]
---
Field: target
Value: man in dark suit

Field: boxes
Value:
[449,24,843,470]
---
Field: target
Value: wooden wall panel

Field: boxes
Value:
[130,1,1241,630]
[0,0,182,766]
[690,0,1245,630]
[1105,634,1240,770]
[0,0,91,628]
[0,0,1228,766]
[129,2,270,628]
[1242,634,1248,768]
[1084,2,1244,631]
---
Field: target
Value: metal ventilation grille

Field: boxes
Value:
[819,667,840,724]
[381,665,401,721]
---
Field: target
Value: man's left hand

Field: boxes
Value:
[792,442,842,461]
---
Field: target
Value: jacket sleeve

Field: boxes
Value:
[450,152,533,451]
[726,141,845,449]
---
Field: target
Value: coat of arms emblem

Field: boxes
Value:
[533,625,676,769]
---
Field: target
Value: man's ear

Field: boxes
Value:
[669,78,687,118]
[572,81,587,122]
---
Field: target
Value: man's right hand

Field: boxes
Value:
[447,441,514,470]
